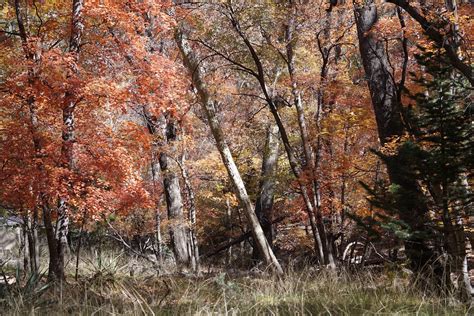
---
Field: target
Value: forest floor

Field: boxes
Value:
[0,257,471,315]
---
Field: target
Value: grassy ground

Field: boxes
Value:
[0,262,470,315]
[0,250,470,315]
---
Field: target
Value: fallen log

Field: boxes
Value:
[205,215,287,258]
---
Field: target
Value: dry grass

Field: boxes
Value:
[0,252,471,315]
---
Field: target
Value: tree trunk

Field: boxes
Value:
[179,153,200,272]
[150,138,163,263]
[338,121,350,257]
[176,28,283,275]
[448,216,472,302]
[227,5,324,268]
[225,198,233,265]
[252,123,280,260]
[140,10,196,267]
[13,0,60,280]
[155,210,163,263]
[432,177,472,301]
[354,0,437,278]
[25,211,39,275]
[438,1,472,302]
[286,7,331,266]
[160,151,190,268]
[142,106,194,269]
[159,118,193,269]
[43,201,61,280]
[51,0,84,281]
[354,2,404,143]
[21,219,29,276]
[314,5,342,269]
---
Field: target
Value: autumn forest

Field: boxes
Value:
[0,0,473,314]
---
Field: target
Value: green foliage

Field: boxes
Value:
[408,50,473,205]
[0,270,51,310]
[358,48,472,250]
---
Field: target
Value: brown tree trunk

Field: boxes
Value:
[24,211,39,275]
[354,0,437,279]
[13,0,60,280]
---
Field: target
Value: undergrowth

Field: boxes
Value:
[0,253,470,315]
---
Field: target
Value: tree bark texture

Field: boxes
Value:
[51,0,84,281]
[143,107,194,270]
[252,123,280,259]
[179,154,200,271]
[160,148,191,268]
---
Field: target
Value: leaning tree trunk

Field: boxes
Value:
[176,28,283,275]
[226,6,325,271]
[252,123,280,260]
[354,0,437,278]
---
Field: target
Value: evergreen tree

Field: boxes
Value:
[360,50,473,299]
[410,51,473,300]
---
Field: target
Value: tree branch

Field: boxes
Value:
[386,0,473,86]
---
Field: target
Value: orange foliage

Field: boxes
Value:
[0,0,184,232]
